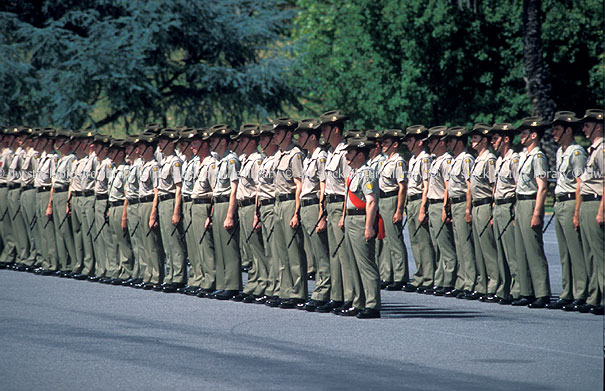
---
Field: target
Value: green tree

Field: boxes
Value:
[0,0,299,132]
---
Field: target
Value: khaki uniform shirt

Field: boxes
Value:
[516,147,548,196]
[70,158,88,192]
[237,151,263,201]
[192,153,217,200]
[407,151,431,197]
[35,152,57,187]
[346,163,378,210]
[181,156,200,197]
[109,163,128,202]
[369,153,387,172]
[0,148,13,184]
[448,151,474,198]
[300,147,327,200]
[378,153,406,192]
[139,160,160,198]
[257,153,277,201]
[470,149,496,199]
[580,137,604,196]
[325,142,350,196]
[94,158,114,195]
[53,153,76,188]
[213,151,240,198]
[427,152,452,200]
[274,144,304,196]
[157,154,183,195]
[125,158,143,200]
[555,142,587,195]
[7,147,25,184]
[80,153,99,191]
[494,149,519,200]
[21,148,39,186]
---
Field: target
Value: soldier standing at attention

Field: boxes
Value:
[155,129,186,293]
[79,133,101,281]
[93,134,113,283]
[511,117,551,308]
[490,123,519,304]
[469,124,499,302]
[0,129,17,268]
[316,111,351,314]
[206,124,241,300]
[403,125,436,293]
[547,112,588,310]
[19,128,41,270]
[574,109,604,315]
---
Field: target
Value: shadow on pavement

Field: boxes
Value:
[380,302,488,319]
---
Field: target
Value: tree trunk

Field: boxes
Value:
[522,0,557,168]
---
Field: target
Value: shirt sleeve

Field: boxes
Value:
[486,157,496,184]
[361,169,379,196]
[228,157,240,183]
[290,152,304,179]
[570,147,588,179]
[317,153,327,182]
[172,159,183,184]
[395,158,407,183]
[462,157,473,181]
[151,165,159,189]
[534,153,548,178]
[420,157,430,181]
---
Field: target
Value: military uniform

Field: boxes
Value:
[0,144,16,264]
[125,155,144,283]
[35,144,59,271]
[181,150,200,290]
[93,154,114,278]
[8,144,29,264]
[78,150,98,277]
[69,149,91,276]
[20,145,41,267]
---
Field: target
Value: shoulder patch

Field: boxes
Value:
[397,161,403,167]
[423,158,429,163]
[297,154,302,159]
[537,153,543,159]
[108,163,113,169]
[365,182,373,190]
[153,167,158,171]
[465,158,470,163]
[513,158,519,163]
[320,158,326,163]
[257,160,262,165]
[229,159,235,164]
[446,159,451,164]
[211,164,216,169]
[574,150,580,156]
[175,162,180,167]
[489,160,494,165]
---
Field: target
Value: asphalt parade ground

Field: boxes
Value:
[0,223,603,391]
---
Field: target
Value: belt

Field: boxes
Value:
[21,184,34,191]
[428,198,442,205]
[326,194,345,203]
[494,196,515,205]
[81,190,94,197]
[37,185,52,192]
[110,200,124,207]
[259,198,275,206]
[182,194,192,203]
[301,198,319,207]
[408,194,422,202]
[581,194,602,202]
[127,198,139,205]
[0,183,6,188]
[555,192,575,202]
[8,183,20,190]
[213,195,230,204]
[472,197,492,207]
[237,198,255,207]
[449,195,466,204]
[380,190,398,198]
[159,193,175,201]
[193,197,212,205]
[347,209,366,216]
[139,195,154,203]
[277,193,295,202]
[53,186,68,193]
[516,194,536,201]
[95,194,108,200]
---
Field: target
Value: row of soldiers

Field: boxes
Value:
[0,109,603,317]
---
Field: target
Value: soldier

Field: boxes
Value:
[511,117,551,308]
[546,112,588,310]
[232,124,267,303]
[469,124,499,302]
[0,129,17,267]
[206,124,241,300]
[575,109,604,315]
[402,125,436,293]
[294,119,331,311]
[272,118,307,309]
[316,111,351,314]
[92,134,113,282]
[191,129,217,297]
[155,128,187,293]
[105,139,134,285]
[18,128,41,271]
[342,138,381,318]
[424,126,455,296]
[376,129,409,291]
[490,123,519,304]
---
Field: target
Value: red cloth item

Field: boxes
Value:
[345,177,385,240]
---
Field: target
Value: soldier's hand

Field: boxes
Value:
[149,215,157,229]
[171,212,180,226]
[465,209,472,224]
[205,217,212,229]
[316,218,327,233]
[224,216,235,230]
[597,209,604,226]
[418,208,426,223]
[392,210,403,224]
[121,218,127,232]
[530,214,542,228]
[289,213,299,229]
[489,217,493,227]
[365,226,375,241]
[253,215,261,232]
[66,205,71,216]
[46,205,53,218]
[338,215,345,230]
[441,207,447,223]
[573,211,580,230]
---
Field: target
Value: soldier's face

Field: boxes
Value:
[491,134,502,150]
[582,121,601,139]
[552,125,564,142]
[189,139,202,155]
[157,139,169,152]
[381,138,395,153]
[519,129,531,145]
[470,135,483,150]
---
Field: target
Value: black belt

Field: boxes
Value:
[472,197,492,207]
[193,197,212,205]
[494,196,515,205]
[301,198,319,207]
[0,183,6,188]
[516,194,536,201]
[182,194,192,203]
[237,198,255,207]
[326,194,345,203]
[277,193,295,202]
[8,183,20,190]
[37,185,52,192]
[96,194,108,200]
[127,198,139,205]
[21,184,34,191]
[449,195,466,204]
[380,190,398,198]
[110,200,124,207]
[53,186,68,193]
[408,194,422,202]
[347,209,366,216]
[82,190,94,197]
[581,194,602,202]
[139,195,154,203]
[213,195,230,204]
[159,193,175,201]
[259,198,275,206]
[555,192,575,202]
[428,198,442,205]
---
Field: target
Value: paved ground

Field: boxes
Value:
[0,224,603,391]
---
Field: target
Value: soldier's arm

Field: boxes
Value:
[573,178,581,230]
[465,180,472,223]
[532,177,547,227]
[172,182,182,225]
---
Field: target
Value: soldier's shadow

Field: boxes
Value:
[380,302,488,319]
